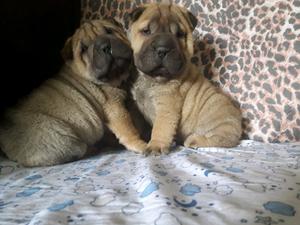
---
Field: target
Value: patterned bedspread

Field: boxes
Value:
[0,140,299,225]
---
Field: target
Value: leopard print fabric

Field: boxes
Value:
[81,0,300,143]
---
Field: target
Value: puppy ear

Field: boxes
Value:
[61,37,73,61]
[129,7,146,23]
[178,7,198,31]
[187,11,198,30]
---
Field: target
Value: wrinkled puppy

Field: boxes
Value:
[128,3,242,155]
[0,19,147,166]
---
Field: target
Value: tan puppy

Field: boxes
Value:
[128,3,242,154]
[0,19,147,166]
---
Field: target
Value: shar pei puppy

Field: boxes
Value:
[128,3,242,155]
[0,19,147,166]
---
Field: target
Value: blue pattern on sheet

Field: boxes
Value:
[0,140,300,225]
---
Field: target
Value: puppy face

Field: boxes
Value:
[62,19,133,85]
[128,3,197,80]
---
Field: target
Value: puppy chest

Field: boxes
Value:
[132,88,156,124]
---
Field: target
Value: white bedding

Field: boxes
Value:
[0,140,299,225]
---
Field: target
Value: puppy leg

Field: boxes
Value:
[103,102,147,154]
[19,140,87,167]
[13,119,88,167]
[184,126,241,148]
[147,93,182,155]
[147,111,179,155]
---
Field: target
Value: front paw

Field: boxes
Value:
[146,140,170,156]
[126,140,148,154]
[184,134,209,148]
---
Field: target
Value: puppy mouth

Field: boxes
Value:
[96,58,131,81]
[137,57,185,79]
[154,66,169,75]
[135,48,185,79]
[148,66,171,77]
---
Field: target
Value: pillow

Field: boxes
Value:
[81,0,300,143]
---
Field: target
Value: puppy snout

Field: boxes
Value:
[110,38,132,60]
[100,42,112,55]
[156,47,170,59]
[95,37,112,55]
[94,35,132,60]
[152,35,176,59]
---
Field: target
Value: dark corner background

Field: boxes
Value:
[0,0,81,114]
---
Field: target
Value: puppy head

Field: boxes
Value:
[62,19,133,85]
[128,3,197,80]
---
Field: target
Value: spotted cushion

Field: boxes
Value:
[81,0,300,143]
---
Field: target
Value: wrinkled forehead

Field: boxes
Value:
[81,20,124,35]
[101,20,124,32]
[136,4,191,31]
[76,20,127,44]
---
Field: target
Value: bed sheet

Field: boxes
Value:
[0,140,300,225]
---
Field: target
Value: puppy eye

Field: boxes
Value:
[81,42,88,53]
[177,30,186,38]
[104,27,113,34]
[141,27,151,35]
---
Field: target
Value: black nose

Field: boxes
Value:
[95,37,112,55]
[100,42,112,54]
[156,47,170,59]
[152,35,176,59]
